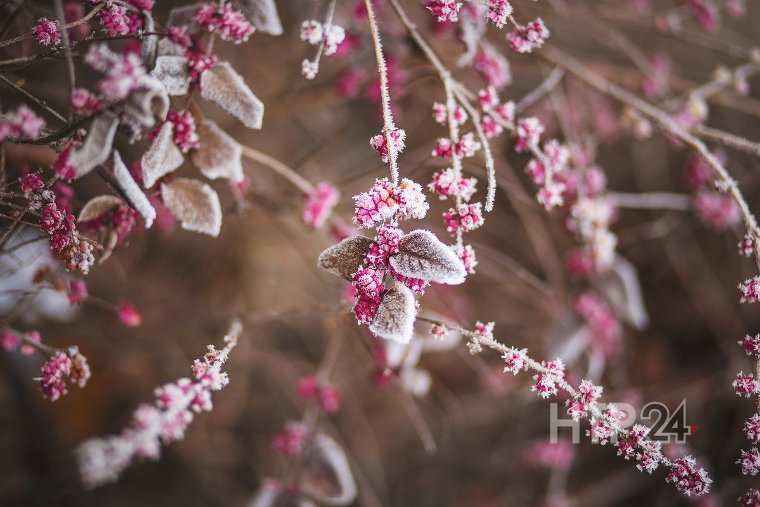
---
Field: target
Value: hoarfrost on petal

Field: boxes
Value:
[142,122,184,188]
[190,119,244,182]
[160,178,222,236]
[200,62,264,129]
[317,236,373,280]
[112,151,156,228]
[389,229,466,284]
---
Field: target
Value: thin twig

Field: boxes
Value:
[0,74,67,124]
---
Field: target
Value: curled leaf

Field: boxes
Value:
[122,76,169,129]
[69,113,119,178]
[389,229,466,284]
[160,178,222,237]
[111,151,156,228]
[78,195,124,223]
[370,282,416,344]
[596,256,649,330]
[151,55,190,96]
[142,122,184,188]
[317,236,373,280]
[240,0,283,35]
[301,433,357,506]
[191,119,244,182]
[201,62,264,129]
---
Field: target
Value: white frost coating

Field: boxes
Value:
[389,229,466,284]
[151,55,190,96]
[302,433,357,507]
[201,62,264,129]
[160,178,222,237]
[191,119,244,182]
[166,3,202,32]
[123,75,170,129]
[112,151,156,228]
[400,367,432,397]
[598,255,649,330]
[317,235,373,280]
[370,283,416,344]
[78,195,124,223]
[69,113,119,178]
[142,122,184,188]
[240,0,283,35]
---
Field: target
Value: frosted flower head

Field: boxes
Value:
[734,371,759,398]
[304,182,340,228]
[453,243,478,274]
[324,25,346,56]
[443,203,484,235]
[166,110,200,153]
[195,3,255,43]
[739,277,760,304]
[475,45,511,89]
[739,334,760,358]
[353,178,401,228]
[118,302,142,327]
[502,347,527,375]
[478,87,500,109]
[300,20,324,45]
[425,0,463,22]
[99,4,131,37]
[739,233,757,258]
[486,0,514,28]
[33,18,61,47]
[38,352,73,401]
[745,414,760,444]
[70,88,102,115]
[694,190,740,229]
[515,117,544,152]
[507,18,550,54]
[370,129,406,163]
[429,168,478,201]
[740,488,760,506]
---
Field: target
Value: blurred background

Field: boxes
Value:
[1,1,760,505]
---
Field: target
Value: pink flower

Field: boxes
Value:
[523,439,575,469]
[318,384,342,413]
[366,225,402,268]
[370,128,406,163]
[745,414,760,444]
[739,277,760,303]
[272,422,308,456]
[188,50,219,84]
[514,117,544,152]
[425,0,462,22]
[453,243,478,274]
[118,302,142,327]
[443,203,485,235]
[739,334,760,358]
[475,45,511,89]
[531,359,565,399]
[40,202,65,234]
[38,352,72,401]
[574,293,621,358]
[19,173,44,194]
[352,266,384,301]
[1,328,20,351]
[642,54,671,98]
[0,105,45,142]
[296,375,319,399]
[507,18,550,53]
[501,347,527,374]
[33,18,61,47]
[687,0,719,31]
[739,447,760,476]
[428,168,477,201]
[68,279,88,305]
[335,68,367,99]
[353,178,401,228]
[734,371,759,398]
[486,0,513,28]
[694,190,740,229]
[304,182,340,228]
[739,233,757,258]
[565,249,596,277]
[70,88,102,115]
[99,4,131,36]
[616,424,649,459]
[566,379,602,420]
[195,3,255,43]
[166,110,200,153]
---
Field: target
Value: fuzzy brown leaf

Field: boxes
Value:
[112,151,156,228]
[160,178,222,237]
[78,195,124,223]
[151,55,189,96]
[191,119,244,182]
[142,122,184,188]
[389,229,466,284]
[317,236,373,280]
[370,283,416,344]
[201,62,264,129]
[69,113,119,178]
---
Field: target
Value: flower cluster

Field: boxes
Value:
[353,177,428,228]
[33,17,61,47]
[443,203,484,235]
[70,88,102,115]
[35,190,95,274]
[370,128,406,163]
[300,19,345,55]
[425,0,463,23]
[272,421,308,456]
[164,110,200,153]
[38,347,91,402]
[296,375,342,413]
[428,168,476,201]
[507,18,550,53]
[85,44,146,102]
[486,0,514,29]
[194,3,255,44]
[0,105,45,142]
[76,323,240,488]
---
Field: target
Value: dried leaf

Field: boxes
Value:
[302,433,357,506]
[389,229,466,284]
[78,195,124,223]
[201,62,264,129]
[191,119,244,182]
[142,122,184,188]
[240,0,283,35]
[111,151,156,228]
[122,76,169,129]
[317,236,373,280]
[69,113,119,178]
[370,283,416,344]
[151,55,190,96]
[597,256,649,330]
[160,178,222,237]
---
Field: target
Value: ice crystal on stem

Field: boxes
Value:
[76,321,241,488]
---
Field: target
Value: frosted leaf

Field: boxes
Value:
[160,178,222,237]
[400,367,432,397]
[151,55,190,96]
[191,119,244,182]
[389,229,466,284]
[597,256,649,330]
[167,3,202,32]
[370,283,416,344]
[78,195,124,223]
[141,12,158,70]
[69,113,119,178]
[301,433,357,507]
[317,236,373,280]
[157,38,186,57]
[122,76,169,129]
[240,0,283,35]
[141,122,184,188]
[201,62,264,129]
[111,151,156,228]
[248,485,315,507]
